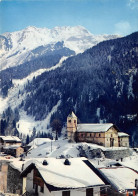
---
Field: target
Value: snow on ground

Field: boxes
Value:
[28,138,51,148]
[121,154,138,171]
[0,97,8,114]
[25,138,138,172]
[17,100,61,135]
[26,138,129,158]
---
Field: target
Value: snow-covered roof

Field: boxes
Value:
[28,138,51,147]
[22,157,105,189]
[118,132,129,137]
[99,167,138,192]
[3,145,22,150]
[0,136,21,142]
[68,112,77,118]
[77,123,114,133]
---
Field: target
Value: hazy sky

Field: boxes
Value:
[0,0,138,35]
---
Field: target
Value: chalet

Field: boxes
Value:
[21,157,110,196]
[3,145,24,158]
[99,166,138,196]
[67,112,129,147]
[0,136,21,149]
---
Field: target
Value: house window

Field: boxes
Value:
[81,134,83,137]
[111,134,113,137]
[99,134,101,137]
[74,120,76,123]
[86,188,93,196]
[100,187,107,195]
[62,191,70,196]
[68,120,71,123]
[90,133,91,137]
[40,186,44,193]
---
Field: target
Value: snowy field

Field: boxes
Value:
[25,138,138,171]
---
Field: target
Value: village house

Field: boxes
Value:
[0,136,21,149]
[99,166,138,196]
[21,157,110,196]
[3,145,24,158]
[67,112,129,147]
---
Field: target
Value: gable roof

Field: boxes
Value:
[27,138,51,147]
[21,157,107,191]
[118,132,129,137]
[0,136,21,142]
[99,167,138,193]
[77,123,114,133]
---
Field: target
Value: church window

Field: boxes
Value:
[68,120,71,123]
[74,120,76,123]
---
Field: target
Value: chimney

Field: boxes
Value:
[64,159,71,165]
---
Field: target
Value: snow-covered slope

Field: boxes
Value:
[0,57,67,135]
[0,25,119,70]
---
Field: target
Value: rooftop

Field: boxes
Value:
[0,136,21,142]
[68,112,77,118]
[118,132,129,137]
[22,157,106,189]
[99,167,138,192]
[77,123,114,133]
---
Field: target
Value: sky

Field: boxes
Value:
[0,0,138,35]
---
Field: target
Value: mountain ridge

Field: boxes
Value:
[0,25,120,71]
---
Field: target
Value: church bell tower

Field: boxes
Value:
[67,112,77,142]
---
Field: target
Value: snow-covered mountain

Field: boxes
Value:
[0,26,119,71]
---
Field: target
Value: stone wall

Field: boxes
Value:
[103,148,133,160]
[7,165,22,195]
[77,145,104,159]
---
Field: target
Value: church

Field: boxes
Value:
[67,112,129,147]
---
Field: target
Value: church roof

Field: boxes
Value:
[68,111,77,118]
[77,123,114,133]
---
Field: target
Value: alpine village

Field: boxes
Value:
[0,4,138,196]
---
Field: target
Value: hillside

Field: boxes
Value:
[0,31,137,146]
[23,32,138,145]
